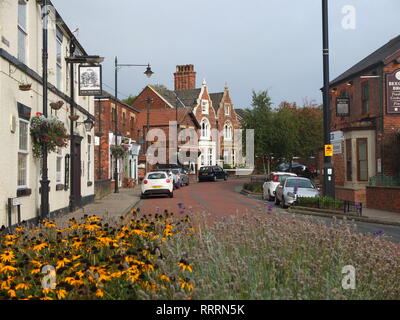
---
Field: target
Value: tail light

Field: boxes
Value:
[273,175,279,182]
[166,179,171,183]
[143,180,148,184]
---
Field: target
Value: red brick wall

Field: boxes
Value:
[94,99,139,181]
[131,86,172,111]
[366,186,400,212]
[335,188,366,204]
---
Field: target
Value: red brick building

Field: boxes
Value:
[133,108,200,178]
[94,91,140,199]
[328,35,400,209]
[131,65,242,170]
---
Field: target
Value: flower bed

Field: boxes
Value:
[0,210,195,300]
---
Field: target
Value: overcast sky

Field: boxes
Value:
[52,0,400,109]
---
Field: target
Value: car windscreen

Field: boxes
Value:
[199,167,212,172]
[277,175,292,182]
[172,169,180,174]
[147,173,167,180]
[285,179,314,188]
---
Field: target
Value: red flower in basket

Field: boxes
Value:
[36,112,43,116]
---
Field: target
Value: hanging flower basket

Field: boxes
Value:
[110,145,128,159]
[50,100,64,110]
[30,115,69,158]
[19,83,32,91]
[69,114,80,121]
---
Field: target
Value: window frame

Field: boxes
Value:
[18,119,29,188]
[56,151,63,183]
[56,35,63,90]
[17,1,28,64]
[361,81,370,115]
[201,100,209,115]
[224,103,230,116]
[346,139,352,181]
[356,138,368,182]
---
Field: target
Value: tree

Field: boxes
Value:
[242,90,275,174]
[122,95,137,105]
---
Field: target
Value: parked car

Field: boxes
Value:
[156,169,181,189]
[198,166,228,182]
[171,168,190,186]
[275,177,320,208]
[141,171,174,199]
[262,172,297,201]
[278,162,312,178]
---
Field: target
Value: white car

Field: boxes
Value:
[275,177,320,208]
[156,169,181,189]
[262,172,297,201]
[141,171,174,199]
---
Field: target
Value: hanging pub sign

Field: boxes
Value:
[336,97,350,116]
[79,65,102,96]
[387,69,400,114]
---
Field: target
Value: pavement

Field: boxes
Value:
[55,186,141,227]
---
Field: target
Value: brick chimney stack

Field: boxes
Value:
[174,64,196,91]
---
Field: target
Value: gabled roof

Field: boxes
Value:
[330,34,400,86]
[135,108,200,129]
[210,92,224,112]
[151,86,201,109]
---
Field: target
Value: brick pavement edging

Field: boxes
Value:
[289,207,400,227]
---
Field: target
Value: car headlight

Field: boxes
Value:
[287,192,296,198]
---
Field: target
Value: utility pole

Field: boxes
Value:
[40,0,50,219]
[322,0,335,198]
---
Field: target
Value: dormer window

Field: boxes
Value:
[224,104,230,116]
[201,100,209,114]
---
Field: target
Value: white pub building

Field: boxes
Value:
[0,0,99,227]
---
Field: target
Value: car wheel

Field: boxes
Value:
[275,195,280,205]
[169,191,174,198]
[224,174,227,181]
[281,197,288,209]
[268,190,274,201]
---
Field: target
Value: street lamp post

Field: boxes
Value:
[322,0,335,198]
[40,0,50,220]
[114,57,153,193]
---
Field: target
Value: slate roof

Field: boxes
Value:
[234,108,247,121]
[210,92,224,112]
[152,86,201,109]
[330,34,400,86]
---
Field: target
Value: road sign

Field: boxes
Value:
[325,145,333,157]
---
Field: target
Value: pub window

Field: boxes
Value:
[56,28,63,90]
[18,119,29,188]
[130,115,135,133]
[361,82,369,115]
[208,148,213,165]
[18,0,27,64]
[357,138,368,181]
[346,139,352,181]
[56,149,63,183]
[87,135,92,181]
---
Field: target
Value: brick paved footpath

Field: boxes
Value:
[55,187,141,227]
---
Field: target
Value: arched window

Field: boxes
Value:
[224,122,233,140]
[201,118,210,138]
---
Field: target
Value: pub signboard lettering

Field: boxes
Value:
[387,69,400,114]
[336,97,350,116]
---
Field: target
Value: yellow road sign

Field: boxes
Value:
[325,145,333,157]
